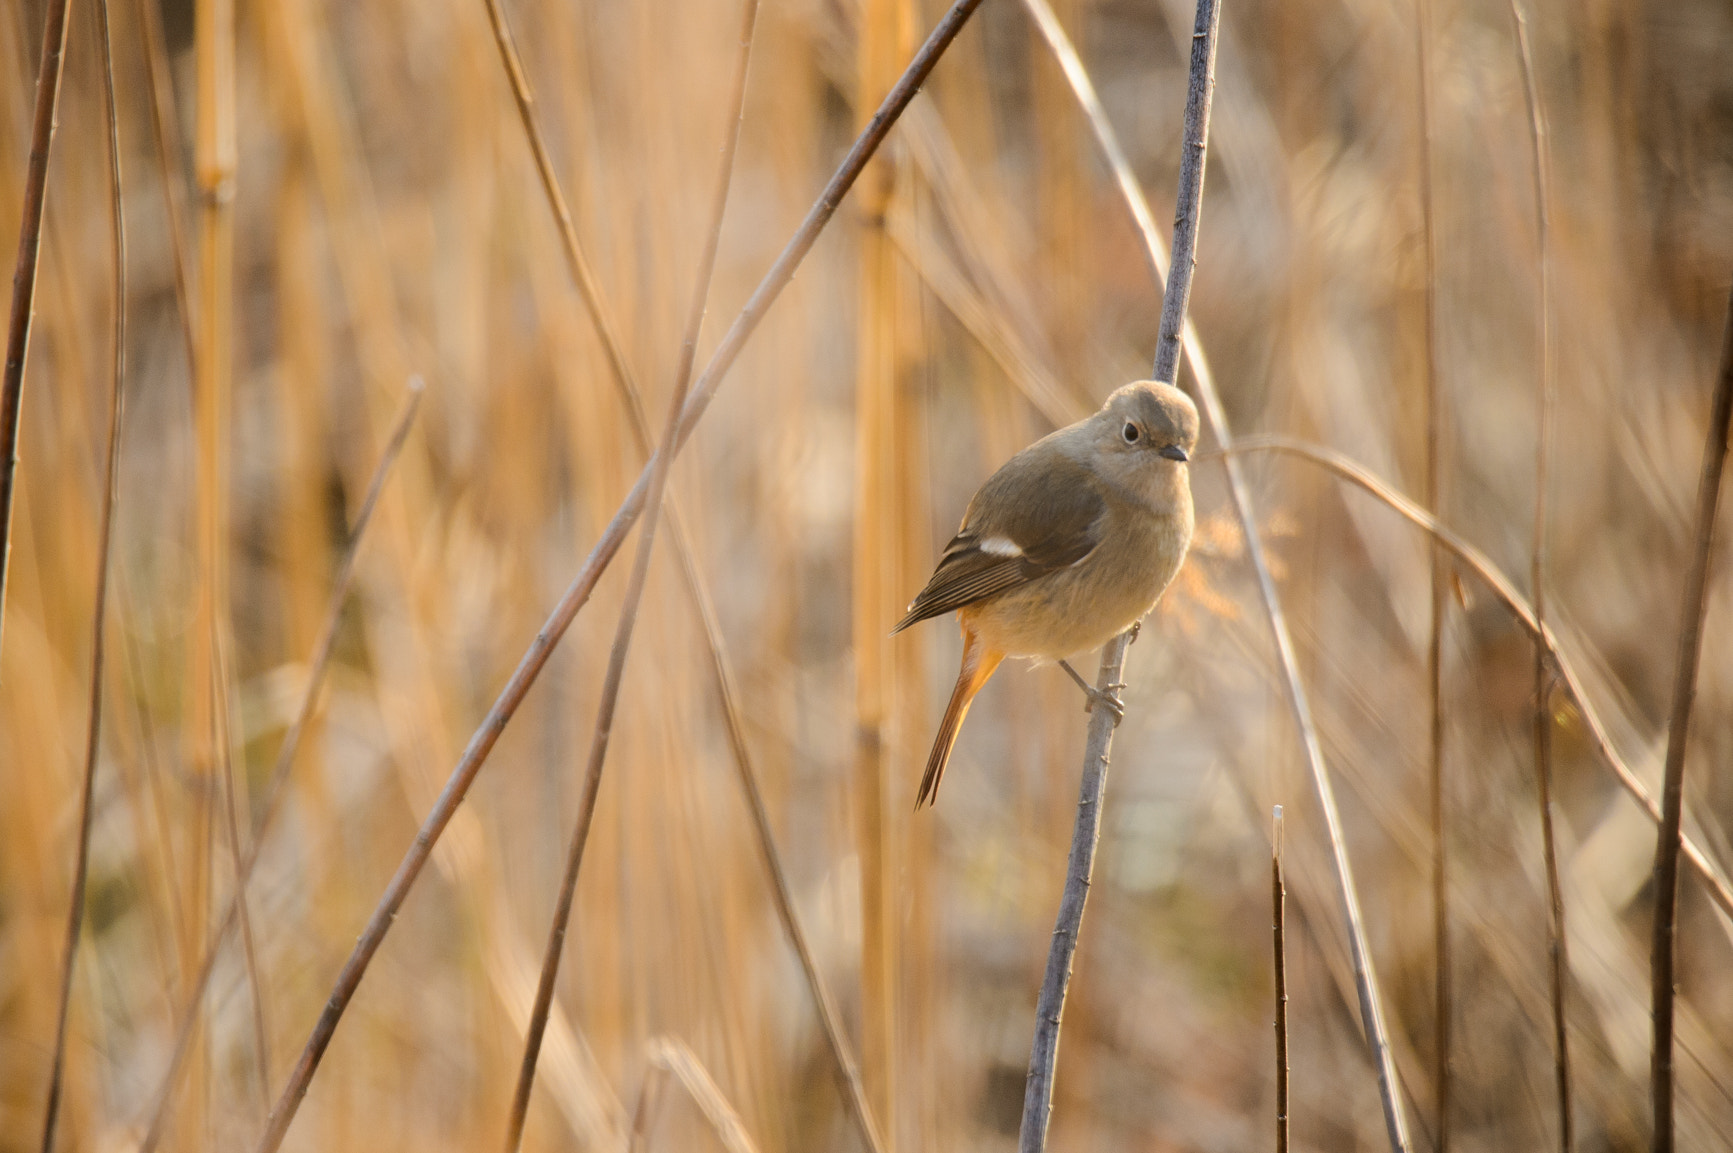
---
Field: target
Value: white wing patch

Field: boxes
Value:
[977,536,1023,557]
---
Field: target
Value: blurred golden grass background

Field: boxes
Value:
[3,0,1733,1149]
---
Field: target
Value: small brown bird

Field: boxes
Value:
[895,380,1199,807]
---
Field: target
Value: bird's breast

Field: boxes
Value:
[963,496,1194,660]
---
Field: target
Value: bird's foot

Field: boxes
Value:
[1085,683,1127,723]
[1057,660,1127,724]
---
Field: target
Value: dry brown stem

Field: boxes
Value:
[40,3,124,1146]
[1020,0,1220,1146]
[1508,4,1572,1145]
[1650,282,1733,1152]
[501,0,754,1140]
[1019,630,1134,1152]
[1274,805,1289,1153]
[645,1038,764,1153]
[1215,435,1733,925]
[0,0,72,664]
[137,380,423,1153]
[481,0,638,405]
[253,5,987,1148]
[1019,1,1413,1146]
[129,0,197,375]
[481,3,883,1141]
[1411,0,1452,1140]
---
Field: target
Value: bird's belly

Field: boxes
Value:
[963,524,1188,660]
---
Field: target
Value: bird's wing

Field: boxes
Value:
[893,459,1106,632]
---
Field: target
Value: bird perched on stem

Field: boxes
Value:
[895,380,1199,807]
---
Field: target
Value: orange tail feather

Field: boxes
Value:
[915,629,1004,809]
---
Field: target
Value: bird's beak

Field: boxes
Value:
[1159,444,1189,462]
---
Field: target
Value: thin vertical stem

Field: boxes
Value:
[212,626,272,1105]
[1412,0,1451,1143]
[854,1,911,1144]
[500,0,753,1139]
[1149,0,1221,388]
[255,6,986,1145]
[672,508,888,1153]
[193,0,235,704]
[1018,2,1412,1146]
[192,1,237,1137]
[40,2,125,1146]
[136,381,422,1153]
[1221,434,1733,920]
[1650,281,1733,1153]
[0,0,73,663]
[1020,0,1220,1147]
[129,0,198,377]
[480,0,637,404]
[1510,6,1571,1148]
[1018,631,1134,1152]
[1274,806,1289,1153]
[646,1039,764,1153]
[480,0,884,1144]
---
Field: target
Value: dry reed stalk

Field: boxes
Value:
[501,4,750,1138]
[896,101,1064,416]
[257,0,466,1041]
[98,583,181,999]
[1019,0,1220,1147]
[497,12,739,1118]
[1032,0,1089,395]
[474,862,630,1147]
[854,2,912,1145]
[115,569,190,971]
[1411,0,1451,1142]
[267,0,390,373]
[261,4,632,1140]
[1017,2,1413,1147]
[189,0,238,1140]
[1274,806,1289,1153]
[885,195,1078,427]
[257,12,556,1134]
[193,0,236,763]
[645,1038,764,1153]
[670,476,891,1153]
[212,622,272,1107]
[129,0,198,375]
[262,0,426,476]
[1509,5,1572,1146]
[39,3,124,1146]
[484,8,886,1140]
[1650,282,1733,1153]
[891,195,937,1151]
[136,381,422,1153]
[1217,436,1733,924]
[481,0,638,402]
[272,161,336,906]
[1192,536,1637,1143]
[253,7,987,1148]
[1018,629,1133,1152]
[248,25,517,1133]
[0,0,72,663]
[121,0,203,1011]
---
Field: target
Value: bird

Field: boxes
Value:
[894,380,1199,808]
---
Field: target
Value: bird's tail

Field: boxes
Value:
[915,631,1003,809]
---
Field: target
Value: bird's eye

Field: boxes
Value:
[1122,422,1140,444]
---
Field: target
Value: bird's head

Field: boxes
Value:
[1096,380,1199,472]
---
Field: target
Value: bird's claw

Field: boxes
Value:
[1057,659,1127,724]
[1084,683,1127,723]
